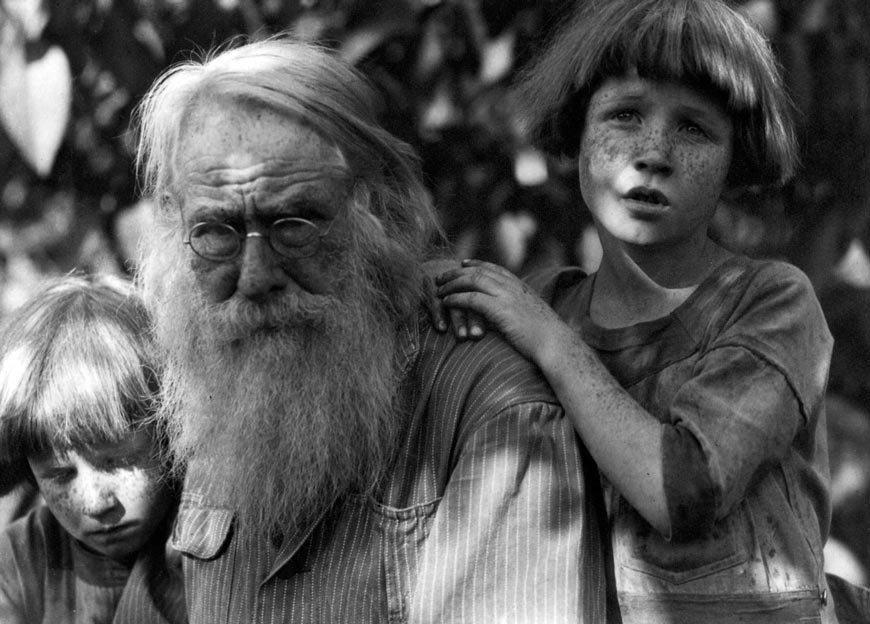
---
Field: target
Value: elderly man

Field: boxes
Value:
[133,38,607,623]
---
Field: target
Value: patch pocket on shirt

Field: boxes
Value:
[616,502,751,586]
[366,496,441,624]
[171,497,235,560]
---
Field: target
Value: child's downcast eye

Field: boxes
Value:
[42,467,76,483]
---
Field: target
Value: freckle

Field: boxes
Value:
[768,548,776,558]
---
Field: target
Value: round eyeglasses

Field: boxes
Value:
[183,217,337,261]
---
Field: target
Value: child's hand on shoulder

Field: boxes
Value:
[422,257,487,340]
[436,259,566,363]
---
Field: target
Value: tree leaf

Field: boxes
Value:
[0,41,72,177]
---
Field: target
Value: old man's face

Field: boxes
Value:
[177,99,354,306]
[143,98,404,538]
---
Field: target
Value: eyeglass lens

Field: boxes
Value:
[188,218,324,260]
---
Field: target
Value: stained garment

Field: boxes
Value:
[531,255,838,624]
[0,504,185,624]
[173,320,608,623]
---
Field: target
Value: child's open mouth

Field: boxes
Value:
[625,187,670,206]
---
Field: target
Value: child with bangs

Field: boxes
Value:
[434,0,848,621]
[0,274,185,623]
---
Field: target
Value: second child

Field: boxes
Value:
[0,274,185,624]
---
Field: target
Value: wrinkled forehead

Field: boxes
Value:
[174,97,350,193]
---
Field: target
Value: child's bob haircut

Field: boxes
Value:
[0,273,161,495]
[513,0,798,188]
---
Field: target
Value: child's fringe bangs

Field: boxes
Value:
[608,4,763,113]
[0,321,155,466]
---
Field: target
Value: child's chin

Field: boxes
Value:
[82,529,149,562]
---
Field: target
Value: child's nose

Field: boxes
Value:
[79,478,124,524]
[633,128,674,176]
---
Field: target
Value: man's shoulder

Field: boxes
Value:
[411,321,558,412]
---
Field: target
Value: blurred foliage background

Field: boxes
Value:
[1,0,869,587]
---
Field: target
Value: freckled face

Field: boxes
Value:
[28,431,172,562]
[175,98,354,304]
[578,75,733,251]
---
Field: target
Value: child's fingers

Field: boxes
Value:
[434,266,466,286]
[450,308,488,340]
[440,290,498,318]
[436,259,507,286]
[449,307,470,340]
[422,273,450,332]
[430,301,487,340]
[460,258,516,279]
[467,310,487,339]
[436,266,510,296]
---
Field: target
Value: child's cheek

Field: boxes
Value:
[116,466,169,519]
[39,481,86,531]
[578,128,624,193]
[582,127,618,161]
[679,147,731,202]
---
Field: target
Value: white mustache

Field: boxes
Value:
[204,291,341,341]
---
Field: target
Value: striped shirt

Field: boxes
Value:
[173,321,607,623]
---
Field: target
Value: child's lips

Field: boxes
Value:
[624,186,670,207]
[90,522,136,538]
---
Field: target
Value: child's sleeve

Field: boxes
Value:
[0,526,31,624]
[663,346,805,537]
[661,263,832,538]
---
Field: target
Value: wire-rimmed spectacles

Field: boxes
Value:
[183,217,337,261]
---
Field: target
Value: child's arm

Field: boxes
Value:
[437,259,672,535]
[439,260,824,542]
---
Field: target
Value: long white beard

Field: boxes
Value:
[144,242,404,538]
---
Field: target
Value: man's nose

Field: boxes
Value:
[236,233,289,300]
